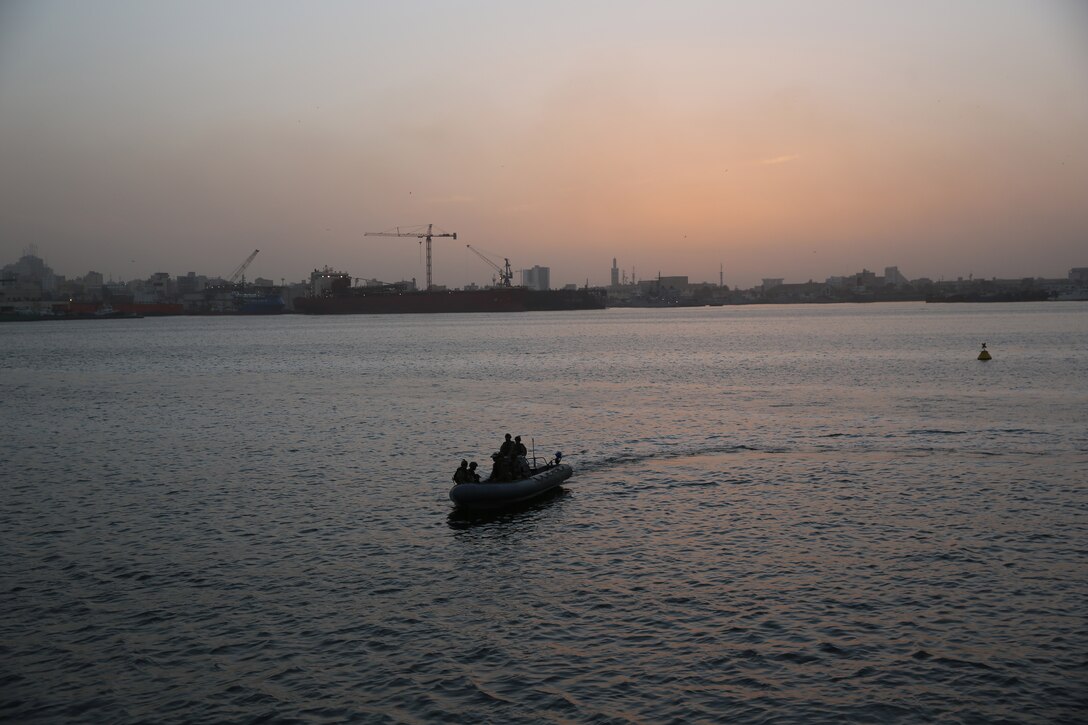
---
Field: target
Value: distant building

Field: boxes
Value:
[637,276,689,300]
[2,250,57,293]
[1070,268,1088,284]
[853,269,879,289]
[149,272,172,299]
[611,258,619,287]
[176,272,204,295]
[884,266,908,287]
[764,281,834,302]
[658,276,688,291]
[520,265,550,291]
[761,278,784,291]
[0,271,47,309]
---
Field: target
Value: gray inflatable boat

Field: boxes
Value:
[449,463,573,509]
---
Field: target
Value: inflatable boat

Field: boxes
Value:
[449,463,573,509]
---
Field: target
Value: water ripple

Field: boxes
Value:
[2,306,1087,722]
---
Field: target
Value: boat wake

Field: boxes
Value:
[575,442,763,473]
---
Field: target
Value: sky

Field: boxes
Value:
[1,0,1086,289]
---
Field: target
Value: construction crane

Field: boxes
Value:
[364,224,456,290]
[466,244,513,287]
[227,249,260,286]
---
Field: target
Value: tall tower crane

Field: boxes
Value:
[227,249,260,287]
[466,245,513,287]
[364,224,456,290]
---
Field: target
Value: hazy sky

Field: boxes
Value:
[1,0,1086,288]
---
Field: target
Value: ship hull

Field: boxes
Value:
[236,294,286,314]
[525,288,607,311]
[295,287,605,314]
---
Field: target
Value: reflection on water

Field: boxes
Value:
[1,303,1086,722]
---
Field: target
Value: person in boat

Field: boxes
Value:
[452,459,470,485]
[498,433,514,460]
[488,452,514,482]
[488,434,517,482]
[498,455,514,482]
[467,461,481,482]
[512,436,530,478]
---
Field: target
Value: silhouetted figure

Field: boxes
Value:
[498,433,514,460]
[489,454,512,482]
[513,454,530,479]
[452,459,469,484]
[514,435,527,458]
[467,461,481,482]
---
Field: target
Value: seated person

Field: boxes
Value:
[487,452,501,481]
[452,459,469,484]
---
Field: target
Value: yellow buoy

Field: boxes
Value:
[978,343,991,361]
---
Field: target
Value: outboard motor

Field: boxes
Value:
[555,451,563,464]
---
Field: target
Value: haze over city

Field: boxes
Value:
[1,0,1086,289]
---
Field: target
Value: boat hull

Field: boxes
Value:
[294,288,606,314]
[449,464,573,509]
[525,289,607,311]
[296,287,524,314]
[236,294,286,314]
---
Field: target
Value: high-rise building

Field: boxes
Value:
[611,258,619,287]
[520,266,550,291]
[2,250,57,292]
[884,266,908,287]
[150,272,172,299]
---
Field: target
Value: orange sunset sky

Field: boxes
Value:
[1,1,1086,288]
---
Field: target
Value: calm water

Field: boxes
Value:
[2,302,1086,723]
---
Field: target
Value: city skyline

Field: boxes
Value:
[6,244,1083,295]
[1,1,1086,288]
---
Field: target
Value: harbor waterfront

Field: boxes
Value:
[2,302,1086,722]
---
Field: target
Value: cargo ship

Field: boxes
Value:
[234,292,286,314]
[294,269,607,314]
